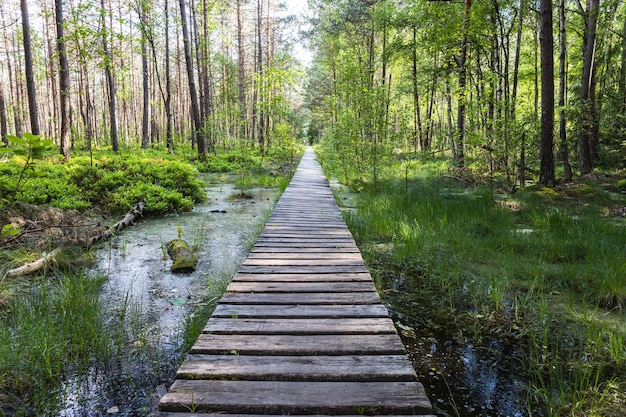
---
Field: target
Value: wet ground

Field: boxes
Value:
[383,290,529,417]
[331,180,531,417]
[58,179,279,416]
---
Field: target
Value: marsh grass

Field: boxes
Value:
[0,272,113,415]
[325,154,626,415]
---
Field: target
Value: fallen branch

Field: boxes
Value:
[88,202,145,245]
[5,247,62,278]
[4,202,145,278]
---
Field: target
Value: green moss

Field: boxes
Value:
[166,239,198,273]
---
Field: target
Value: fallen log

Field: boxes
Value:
[4,202,145,278]
[5,247,62,278]
[166,238,198,273]
[88,202,145,245]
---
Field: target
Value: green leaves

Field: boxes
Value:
[1,132,57,205]
[5,133,55,160]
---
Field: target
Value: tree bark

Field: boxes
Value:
[237,0,247,140]
[20,0,40,135]
[256,0,265,154]
[0,84,7,146]
[577,0,600,175]
[165,0,174,151]
[55,0,71,161]
[179,0,208,157]
[100,0,119,152]
[539,0,555,187]
[456,0,471,168]
[140,1,150,149]
[558,0,573,181]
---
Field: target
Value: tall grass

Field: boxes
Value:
[324,154,625,415]
[0,272,112,415]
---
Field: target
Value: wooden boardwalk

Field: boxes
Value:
[157,148,433,416]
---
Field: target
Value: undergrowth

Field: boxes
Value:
[317,145,626,416]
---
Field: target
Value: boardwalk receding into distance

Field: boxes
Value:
[157,147,433,416]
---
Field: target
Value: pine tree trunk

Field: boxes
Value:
[165,0,174,151]
[179,0,207,157]
[456,0,471,168]
[141,3,150,149]
[577,0,600,175]
[55,0,71,161]
[558,0,572,181]
[100,0,119,152]
[237,0,247,141]
[539,0,555,187]
[256,0,265,154]
[0,84,7,146]
[20,0,40,135]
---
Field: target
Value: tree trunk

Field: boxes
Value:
[577,0,600,175]
[0,84,7,146]
[179,0,207,157]
[140,2,150,149]
[256,0,265,154]
[100,0,119,152]
[456,0,471,168]
[55,0,71,161]
[237,0,247,140]
[165,0,174,151]
[539,0,555,187]
[558,0,573,181]
[20,0,40,135]
[412,27,422,153]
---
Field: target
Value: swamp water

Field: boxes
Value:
[58,180,279,416]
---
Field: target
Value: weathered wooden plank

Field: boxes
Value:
[226,281,377,293]
[212,304,389,318]
[238,265,370,274]
[248,249,361,256]
[159,380,432,415]
[219,291,381,305]
[155,413,437,417]
[232,272,372,282]
[264,223,348,229]
[242,258,365,267]
[190,334,407,355]
[253,241,358,249]
[203,317,397,335]
[176,355,416,382]
[255,237,355,243]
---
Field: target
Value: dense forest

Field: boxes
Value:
[305,0,626,186]
[0,0,304,157]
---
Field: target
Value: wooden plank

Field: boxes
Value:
[203,318,397,335]
[190,333,407,355]
[159,380,432,415]
[232,272,372,282]
[255,237,355,243]
[238,265,370,274]
[156,413,437,417]
[226,281,377,293]
[212,304,389,318]
[219,292,381,305]
[248,249,360,256]
[242,258,365,267]
[176,355,416,382]
[253,241,358,249]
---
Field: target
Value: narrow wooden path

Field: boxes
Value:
[157,148,433,416]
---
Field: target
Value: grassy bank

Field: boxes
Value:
[317,146,625,416]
